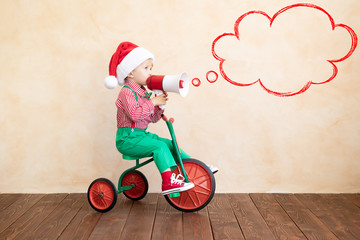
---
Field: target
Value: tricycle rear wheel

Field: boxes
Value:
[122,170,148,201]
[88,178,117,213]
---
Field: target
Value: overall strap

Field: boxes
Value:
[123,85,138,102]
[122,85,137,129]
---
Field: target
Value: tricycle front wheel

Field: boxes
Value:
[164,158,216,212]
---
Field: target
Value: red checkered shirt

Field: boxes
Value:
[116,80,164,129]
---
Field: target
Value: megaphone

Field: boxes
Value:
[146,72,189,109]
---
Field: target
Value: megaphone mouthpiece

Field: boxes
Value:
[179,80,184,89]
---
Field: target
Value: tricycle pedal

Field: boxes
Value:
[169,192,180,198]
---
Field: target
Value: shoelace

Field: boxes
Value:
[170,173,185,186]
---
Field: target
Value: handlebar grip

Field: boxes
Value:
[161,114,174,123]
[161,114,168,121]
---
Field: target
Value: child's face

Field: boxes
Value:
[128,59,153,86]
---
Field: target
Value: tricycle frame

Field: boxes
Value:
[117,115,189,194]
[88,115,215,213]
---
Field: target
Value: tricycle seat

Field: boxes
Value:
[122,155,139,160]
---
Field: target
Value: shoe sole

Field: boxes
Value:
[162,182,195,195]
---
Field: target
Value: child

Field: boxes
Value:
[104,41,195,195]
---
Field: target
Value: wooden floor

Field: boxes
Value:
[0,193,359,240]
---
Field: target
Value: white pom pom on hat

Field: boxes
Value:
[104,76,118,89]
[105,42,155,89]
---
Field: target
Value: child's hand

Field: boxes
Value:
[151,92,168,106]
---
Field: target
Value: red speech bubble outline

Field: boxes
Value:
[211,3,358,97]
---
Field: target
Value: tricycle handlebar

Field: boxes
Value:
[161,114,174,123]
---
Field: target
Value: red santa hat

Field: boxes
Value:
[105,42,155,89]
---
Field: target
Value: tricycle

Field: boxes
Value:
[87,115,216,212]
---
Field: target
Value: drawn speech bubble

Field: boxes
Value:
[210,3,357,97]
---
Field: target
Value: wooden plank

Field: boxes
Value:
[228,194,275,240]
[207,194,245,240]
[152,196,183,240]
[0,194,67,240]
[344,194,360,208]
[120,193,158,240]
[59,199,102,240]
[250,193,306,240]
[88,194,133,240]
[297,194,360,240]
[274,194,338,240]
[0,194,22,211]
[320,194,360,215]
[0,194,44,234]
[183,207,213,240]
[27,193,85,239]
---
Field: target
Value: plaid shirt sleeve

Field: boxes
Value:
[151,105,164,123]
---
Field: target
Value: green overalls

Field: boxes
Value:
[115,86,190,173]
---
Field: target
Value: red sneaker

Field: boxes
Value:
[162,173,194,195]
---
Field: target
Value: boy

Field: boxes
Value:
[104,41,194,195]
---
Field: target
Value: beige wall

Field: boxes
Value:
[1,0,359,193]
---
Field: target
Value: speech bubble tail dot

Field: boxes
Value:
[206,71,219,83]
[192,78,201,87]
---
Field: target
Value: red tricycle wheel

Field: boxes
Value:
[87,178,117,213]
[122,170,148,201]
[164,158,216,212]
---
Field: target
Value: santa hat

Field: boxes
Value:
[105,42,155,89]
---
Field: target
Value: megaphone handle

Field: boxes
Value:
[153,90,166,110]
